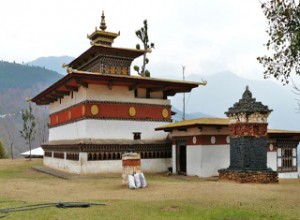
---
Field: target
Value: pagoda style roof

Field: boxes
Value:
[267,129,300,139]
[67,44,146,70]
[66,11,147,70]
[156,118,229,131]
[87,30,119,45]
[225,86,272,116]
[156,118,300,139]
[32,69,204,105]
[268,129,300,135]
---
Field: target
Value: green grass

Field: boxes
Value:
[0,200,286,220]
[0,159,299,219]
[0,159,45,179]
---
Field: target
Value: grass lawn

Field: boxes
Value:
[0,159,300,219]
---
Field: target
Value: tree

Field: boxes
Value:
[134,20,155,77]
[257,0,300,84]
[0,140,7,159]
[35,108,49,146]
[3,119,15,159]
[20,101,36,161]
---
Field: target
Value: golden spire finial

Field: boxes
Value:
[100,11,107,31]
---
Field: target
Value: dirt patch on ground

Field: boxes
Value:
[161,205,180,212]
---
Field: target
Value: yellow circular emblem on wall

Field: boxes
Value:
[82,105,86,116]
[129,106,136,117]
[68,110,72,120]
[162,108,169,118]
[91,105,99,115]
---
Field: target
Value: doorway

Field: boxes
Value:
[176,144,187,174]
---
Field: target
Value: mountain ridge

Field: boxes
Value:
[27,56,74,75]
[171,71,300,130]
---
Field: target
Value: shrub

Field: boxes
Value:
[0,140,7,159]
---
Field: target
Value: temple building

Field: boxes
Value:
[32,13,299,179]
[31,12,205,174]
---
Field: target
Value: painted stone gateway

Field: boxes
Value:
[218,86,278,183]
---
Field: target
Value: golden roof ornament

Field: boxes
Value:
[100,11,107,31]
[87,11,119,46]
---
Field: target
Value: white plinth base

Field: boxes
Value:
[43,154,171,174]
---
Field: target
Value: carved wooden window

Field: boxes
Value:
[53,152,64,159]
[66,153,79,161]
[277,148,297,172]
[44,151,52,157]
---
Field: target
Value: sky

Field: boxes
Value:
[0,0,271,81]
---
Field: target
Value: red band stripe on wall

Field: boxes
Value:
[50,102,171,127]
[122,159,141,166]
[173,135,230,146]
[172,135,275,151]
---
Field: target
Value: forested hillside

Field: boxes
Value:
[0,60,62,157]
[0,61,61,91]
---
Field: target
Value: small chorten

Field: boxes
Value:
[219,86,278,183]
[87,11,120,46]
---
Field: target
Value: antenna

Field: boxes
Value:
[182,65,186,121]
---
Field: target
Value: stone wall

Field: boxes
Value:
[229,137,267,170]
[218,169,278,183]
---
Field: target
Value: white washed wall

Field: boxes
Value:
[172,145,176,174]
[50,87,87,114]
[87,84,170,105]
[49,121,87,140]
[141,158,171,173]
[187,145,229,177]
[279,172,298,178]
[171,144,230,177]
[267,152,277,171]
[171,141,297,178]
[44,155,81,174]
[49,120,168,141]
[44,153,170,174]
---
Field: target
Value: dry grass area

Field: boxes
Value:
[0,158,300,219]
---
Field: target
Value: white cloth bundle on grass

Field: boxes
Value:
[128,175,136,189]
[134,173,142,188]
[139,172,147,188]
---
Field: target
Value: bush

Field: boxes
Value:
[0,140,7,159]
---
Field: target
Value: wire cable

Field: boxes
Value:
[0,202,105,218]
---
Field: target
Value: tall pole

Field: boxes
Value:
[182,66,186,121]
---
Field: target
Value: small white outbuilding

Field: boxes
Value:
[156,118,300,179]
[21,147,44,158]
